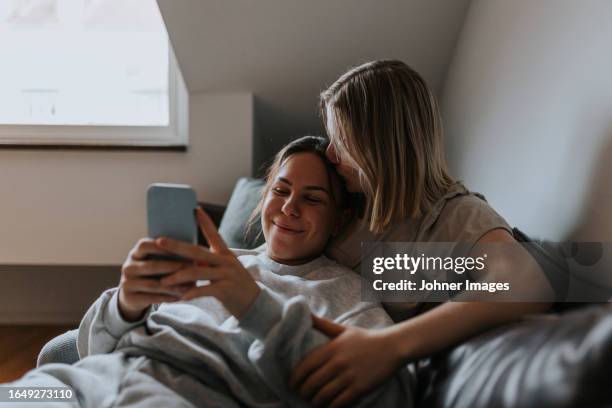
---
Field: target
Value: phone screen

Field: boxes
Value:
[146,183,198,268]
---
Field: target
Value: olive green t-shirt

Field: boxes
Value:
[324,182,512,322]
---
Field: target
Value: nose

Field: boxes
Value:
[281,196,300,217]
[326,143,340,164]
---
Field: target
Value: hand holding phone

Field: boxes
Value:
[118,238,190,321]
[117,183,200,321]
[147,183,198,262]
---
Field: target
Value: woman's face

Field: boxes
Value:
[262,152,340,265]
[324,104,363,193]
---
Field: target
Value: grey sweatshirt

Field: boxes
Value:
[77,249,414,407]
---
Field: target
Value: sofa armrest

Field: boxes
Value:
[37,329,80,367]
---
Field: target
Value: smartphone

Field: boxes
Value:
[146,183,198,263]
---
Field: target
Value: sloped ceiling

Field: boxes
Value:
[157,0,471,172]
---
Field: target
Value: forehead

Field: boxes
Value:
[276,153,330,188]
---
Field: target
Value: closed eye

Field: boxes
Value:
[272,187,289,196]
[305,196,324,204]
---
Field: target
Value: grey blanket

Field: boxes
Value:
[2,251,414,407]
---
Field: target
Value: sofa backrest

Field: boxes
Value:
[218,177,265,249]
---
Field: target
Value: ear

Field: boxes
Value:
[332,208,351,237]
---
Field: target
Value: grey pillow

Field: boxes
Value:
[218,177,265,249]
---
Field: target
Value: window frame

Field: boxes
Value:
[0,46,189,150]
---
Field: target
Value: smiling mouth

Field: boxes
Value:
[272,221,304,234]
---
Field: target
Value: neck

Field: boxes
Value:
[265,250,320,266]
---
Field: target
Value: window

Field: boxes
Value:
[0,0,188,148]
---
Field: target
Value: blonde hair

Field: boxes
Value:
[321,60,455,234]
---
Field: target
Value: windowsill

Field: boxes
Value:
[0,143,187,152]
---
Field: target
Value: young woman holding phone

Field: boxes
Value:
[2,137,415,407]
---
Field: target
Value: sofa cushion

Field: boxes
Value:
[37,329,80,366]
[218,177,265,249]
[416,303,612,408]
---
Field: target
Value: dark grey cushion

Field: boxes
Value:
[416,304,612,408]
[218,177,265,249]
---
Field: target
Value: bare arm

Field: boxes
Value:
[386,228,552,361]
[292,228,553,407]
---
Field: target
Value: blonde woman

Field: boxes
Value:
[290,60,552,407]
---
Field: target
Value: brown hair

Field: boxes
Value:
[321,59,455,234]
[246,136,349,239]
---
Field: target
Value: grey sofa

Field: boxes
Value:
[38,178,612,407]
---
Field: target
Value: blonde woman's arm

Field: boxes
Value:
[291,228,553,408]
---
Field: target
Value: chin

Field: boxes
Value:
[270,248,306,263]
[269,240,297,257]
[269,239,315,262]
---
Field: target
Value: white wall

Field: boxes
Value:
[0,1,473,322]
[0,0,468,265]
[0,0,473,266]
[442,0,612,241]
[0,93,253,265]
[157,0,471,171]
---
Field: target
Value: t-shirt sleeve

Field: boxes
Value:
[429,193,513,244]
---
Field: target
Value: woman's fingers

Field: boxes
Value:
[130,238,175,260]
[180,282,219,301]
[195,208,232,255]
[124,278,189,297]
[123,259,186,278]
[167,282,197,292]
[328,387,357,408]
[159,265,227,286]
[312,315,346,338]
[290,342,334,389]
[156,237,224,266]
[298,359,342,399]
[311,376,351,407]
